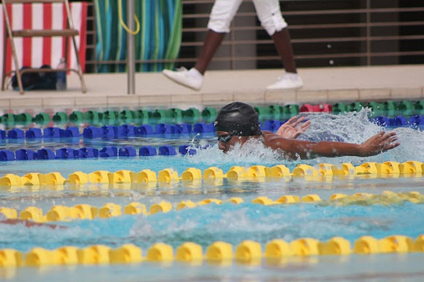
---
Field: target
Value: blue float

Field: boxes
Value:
[8,128,24,139]
[118,146,137,157]
[116,126,126,138]
[37,148,56,160]
[78,147,98,158]
[63,127,80,138]
[193,122,214,133]
[99,146,118,157]
[178,145,197,155]
[155,124,175,134]
[25,128,42,139]
[159,145,177,155]
[175,123,192,134]
[43,127,61,138]
[373,116,389,127]
[59,129,67,138]
[56,148,77,159]
[135,125,154,136]
[389,116,408,127]
[83,126,101,139]
[0,150,15,161]
[139,146,157,156]
[117,125,136,138]
[101,126,117,139]
[409,115,424,127]
[15,149,37,160]
[261,120,275,131]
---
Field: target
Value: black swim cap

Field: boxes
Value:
[214,102,262,136]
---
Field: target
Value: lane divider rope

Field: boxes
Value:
[0,234,423,267]
[2,100,424,126]
[1,111,423,143]
[1,161,423,188]
[0,144,204,161]
[1,191,422,223]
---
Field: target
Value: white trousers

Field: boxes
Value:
[208,0,288,36]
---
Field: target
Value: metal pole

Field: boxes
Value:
[127,0,135,94]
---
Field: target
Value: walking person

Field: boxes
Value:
[163,0,303,91]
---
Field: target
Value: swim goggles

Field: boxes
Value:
[217,134,233,143]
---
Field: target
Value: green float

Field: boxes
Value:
[103,110,119,121]
[170,108,183,121]
[283,104,299,119]
[14,113,32,124]
[254,106,272,120]
[396,100,413,117]
[414,100,424,115]
[119,110,134,122]
[332,103,348,114]
[134,110,151,122]
[268,105,282,119]
[70,111,84,123]
[347,102,363,113]
[34,112,50,124]
[202,107,217,122]
[152,109,173,122]
[0,113,15,124]
[381,101,396,117]
[183,108,200,122]
[83,111,101,123]
[53,112,68,123]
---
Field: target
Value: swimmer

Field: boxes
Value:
[0,213,63,229]
[0,219,63,229]
[215,102,400,159]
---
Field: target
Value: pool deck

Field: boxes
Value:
[0,64,423,110]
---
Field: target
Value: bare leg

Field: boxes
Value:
[272,28,297,73]
[266,28,303,89]
[162,30,226,90]
[194,30,226,75]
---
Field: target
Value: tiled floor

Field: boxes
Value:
[0,65,423,110]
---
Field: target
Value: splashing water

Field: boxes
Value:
[297,108,382,143]
[386,127,424,162]
[187,138,282,167]
[186,109,424,166]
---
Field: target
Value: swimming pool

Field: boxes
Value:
[1,107,424,282]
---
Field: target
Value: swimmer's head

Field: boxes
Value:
[215,102,262,153]
[214,102,261,136]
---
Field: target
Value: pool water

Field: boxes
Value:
[1,254,423,282]
[1,110,424,282]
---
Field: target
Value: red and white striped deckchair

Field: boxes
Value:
[1,0,88,94]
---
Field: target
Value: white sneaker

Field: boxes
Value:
[162,67,202,91]
[266,74,303,90]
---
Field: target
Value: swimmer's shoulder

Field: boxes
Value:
[260,131,294,159]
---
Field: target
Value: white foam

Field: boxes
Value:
[187,108,424,165]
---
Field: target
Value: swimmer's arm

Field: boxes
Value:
[267,137,362,159]
[0,219,64,229]
[265,131,399,159]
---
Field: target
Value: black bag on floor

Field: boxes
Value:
[11,65,57,91]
